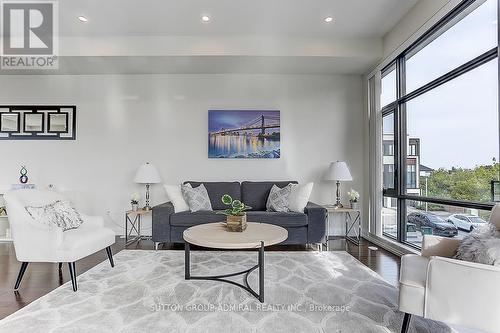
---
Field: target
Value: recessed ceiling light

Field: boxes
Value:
[324,17,334,23]
[201,15,211,23]
[77,16,88,23]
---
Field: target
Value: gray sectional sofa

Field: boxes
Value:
[152,181,327,248]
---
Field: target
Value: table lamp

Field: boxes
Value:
[324,161,353,209]
[134,162,162,210]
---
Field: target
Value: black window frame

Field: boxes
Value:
[381,0,499,247]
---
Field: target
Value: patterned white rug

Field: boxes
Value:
[0,250,452,333]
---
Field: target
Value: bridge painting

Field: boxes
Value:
[208,110,280,158]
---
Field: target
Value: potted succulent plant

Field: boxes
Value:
[131,192,141,211]
[347,189,360,210]
[220,194,252,232]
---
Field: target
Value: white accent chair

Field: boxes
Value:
[4,189,116,292]
[398,204,500,333]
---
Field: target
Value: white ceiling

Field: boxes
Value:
[60,0,417,38]
[2,0,420,75]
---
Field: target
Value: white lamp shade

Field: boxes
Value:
[324,161,353,181]
[134,163,162,184]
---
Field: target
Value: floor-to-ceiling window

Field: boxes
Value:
[380,0,499,248]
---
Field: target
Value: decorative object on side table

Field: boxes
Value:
[324,161,353,209]
[347,189,360,209]
[134,162,162,211]
[130,192,140,211]
[19,166,28,184]
[219,194,252,232]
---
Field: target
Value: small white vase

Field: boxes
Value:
[131,203,139,212]
[350,201,359,210]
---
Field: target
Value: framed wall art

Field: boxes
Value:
[208,110,280,158]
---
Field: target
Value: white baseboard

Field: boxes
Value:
[363,232,419,257]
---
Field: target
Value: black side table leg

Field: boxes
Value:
[185,242,190,280]
[259,241,264,303]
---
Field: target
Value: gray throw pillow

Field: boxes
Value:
[25,200,83,231]
[454,224,500,266]
[266,184,293,212]
[182,183,213,212]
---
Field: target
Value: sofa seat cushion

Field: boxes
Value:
[241,181,297,211]
[184,181,241,210]
[56,225,115,262]
[246,211,307,227]
[170,211,226,227]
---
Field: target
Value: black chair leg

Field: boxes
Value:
[401,313,412,333]
[14,262,29,291]
[58,262,63,272]
[105,246,114,267]
[68,262,77,292]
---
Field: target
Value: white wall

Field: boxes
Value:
[0,74,364,235]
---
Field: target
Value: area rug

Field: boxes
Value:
[0,250,453,333]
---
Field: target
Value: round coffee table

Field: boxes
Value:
[183,222,288,303]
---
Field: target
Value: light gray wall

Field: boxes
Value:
[0,74,364,235]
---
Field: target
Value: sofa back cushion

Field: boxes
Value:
[241,181,297,211]
[184,181,241,210]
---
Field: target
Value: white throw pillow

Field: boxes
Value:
[163,185,189,213]
[288,182,314,213]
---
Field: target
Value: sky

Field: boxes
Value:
[382,0,499,170]
[208,110,280,133]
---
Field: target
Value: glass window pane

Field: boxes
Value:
[407,164,417,189]
[383,196,398,238]
[406,0,497,92]
[383,112,395,189]
[406,59,499,203]
[405,201,491,247]
[381,69,397,107]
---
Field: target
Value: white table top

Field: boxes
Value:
[183,222,288,249]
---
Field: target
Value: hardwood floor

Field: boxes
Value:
[0,236,400,320]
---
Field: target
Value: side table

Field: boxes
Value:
[324,206,361,246]
[125,209,151,245]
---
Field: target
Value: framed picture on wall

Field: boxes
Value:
[208,110,280,158]
[0,106,76,140]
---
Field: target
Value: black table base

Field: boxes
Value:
[185,241,265,303]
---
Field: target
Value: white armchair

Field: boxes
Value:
[398,204,500,333]
[4,189,116,292]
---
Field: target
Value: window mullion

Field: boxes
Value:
[396,56,407,243]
